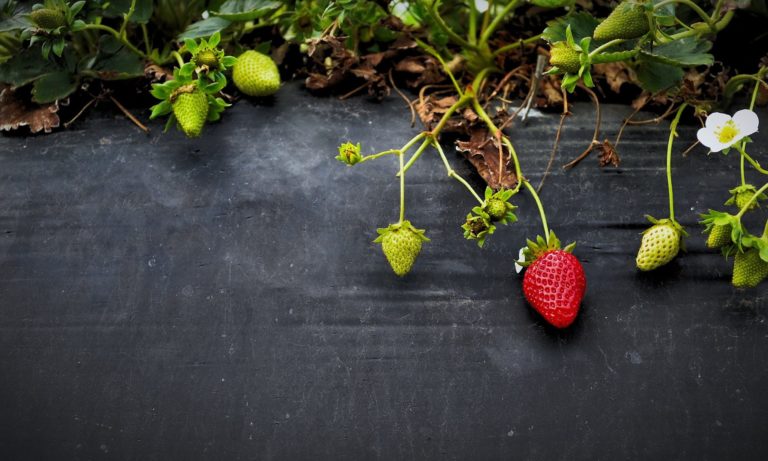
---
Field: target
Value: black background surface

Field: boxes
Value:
[1,83,767,460]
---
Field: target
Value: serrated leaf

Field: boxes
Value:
[542,12,600,44]
[212,0,281,21]
[31,71,78,103]
[640,37,713,66]
[634,55,684,92]
[178,17,232,40]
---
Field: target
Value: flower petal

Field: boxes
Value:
[704,112,731,130]
[697,127,729,152]
[733,109,759,137]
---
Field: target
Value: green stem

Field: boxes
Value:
[663,10,734,42]
[141,23,151,56]
[666,103,688,221]
[401,131,428,154]
[654,0,714,27]
[479,0,521,45]
[523,180,549,237]
[426,1,476,51]
[737,145,768,176]
[471,98,523,193]
[415,38,464,97]
[399,151,405,223]
[492,34,542,57]
[741,154,746,186]
[401,138,432,174]
[736,182,768,218]
[433,140,484,204]
[119,0,137,37]
[588,39,625,58]
[82,23,146,58]
[762,219,768,239]
[171,50,185,67]
[358,149,400,164]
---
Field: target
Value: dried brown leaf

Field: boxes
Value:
[456,127,518,190]
[597,139,621,167]
[593,62,631,93]
[0,85,60,134]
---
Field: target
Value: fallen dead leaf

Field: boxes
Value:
[0,85,60,134]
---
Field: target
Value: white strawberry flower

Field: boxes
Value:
[696,109,759,153]
[514,247,526,274]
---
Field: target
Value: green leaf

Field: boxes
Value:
[653,0,676,26]
[640,37,713,66]
[69,1,86,17]
[150,100,172,119]
[31,71,78,103]
[0,46,58,87]
[103,0,153,24]
[212,0,281,21]
[90,35,144,79]
[542,12,600,43]
[530,0,575,7]
[52,38,65,57]
[178,17,232,40]
[634,55,684,92]
[0,15,29,32]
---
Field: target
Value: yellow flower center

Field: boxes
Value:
[716,121,739,144]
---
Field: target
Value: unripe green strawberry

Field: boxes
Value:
[374,221,430,277]
[485,198,507,222]
[593,2,650,41]
[732,248,768,288]
[706,223,732,249]
[549,42,581,74]
[30,8,67,30]
[725,184,766,211]
[232,50,281,97]
[172,88,208,138]
[194,49,220,70]
[636,219,683,271]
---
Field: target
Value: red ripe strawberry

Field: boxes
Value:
[518,232,586,329]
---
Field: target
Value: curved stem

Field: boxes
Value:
[426,1,476,51]
[654,0,714,27]
[82,24,146,58]
[471,99,523,193]
[399,151,405,224]
[479,0,521,45]
[119,0,138,38]
[589,39,625,58]
[666,103,688,221]
[663,10,734,42]
[523,180,549,237]
[415,38,464,97]
[434,140,484,204]
[171,50,185,68]
[736,182,768,218]
[737,145,768,175]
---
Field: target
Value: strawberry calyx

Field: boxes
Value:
[644,214,688,241]
[724,184,767,211]
[373,220,430,244]
[516,230,576,268]
[700,209,745,254]
[481,187,518,224]
[336,142,363,166]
